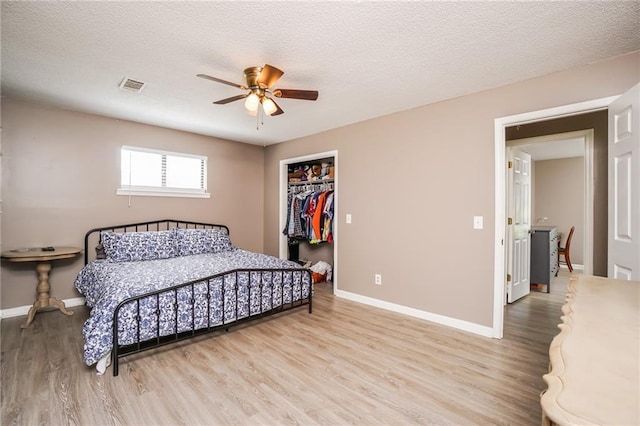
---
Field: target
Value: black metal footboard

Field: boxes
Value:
[111,267,312,376]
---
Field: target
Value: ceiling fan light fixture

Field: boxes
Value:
[261,97,277,115]
[198,63,318,120]
[244,93,260,112]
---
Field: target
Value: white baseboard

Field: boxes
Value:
[334,289,494,338]
[1,297,86,319]
[560,264,584,271]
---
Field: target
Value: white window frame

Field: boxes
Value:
[117,145,210,199]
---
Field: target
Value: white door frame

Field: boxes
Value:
[279,150,338,293]
[507,129,595,276]
[493,96,617,338]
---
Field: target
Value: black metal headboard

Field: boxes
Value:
[84,219,230,265]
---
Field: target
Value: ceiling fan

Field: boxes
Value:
[197,64,318,117]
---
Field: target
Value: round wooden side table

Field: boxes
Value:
[1,246,82,328]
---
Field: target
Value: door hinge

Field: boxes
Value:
[508,161,513,169]
[507,217,513,225]
[507,273,512,282]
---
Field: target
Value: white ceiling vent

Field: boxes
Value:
[119,77,146,93]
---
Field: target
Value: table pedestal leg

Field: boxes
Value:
[21,261,74,329]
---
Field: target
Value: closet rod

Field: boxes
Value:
[288,179,334,186]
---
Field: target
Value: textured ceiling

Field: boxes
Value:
[2,1,639,146]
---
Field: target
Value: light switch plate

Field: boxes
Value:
[346,214,352,224]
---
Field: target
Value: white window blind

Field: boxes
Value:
[117,146,209,198]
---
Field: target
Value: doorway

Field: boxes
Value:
[507,129,595,277]
[279,150,338,293]
[492,96,618,338]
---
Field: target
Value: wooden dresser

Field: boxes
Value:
[541,275,640,425]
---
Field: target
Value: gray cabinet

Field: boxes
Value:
[530,226,559,292]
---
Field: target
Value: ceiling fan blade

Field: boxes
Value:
[213,94,248,105]
[197,73,247,90]
[269,99,284,116]
[257,64,284,89]
[272,89,319,101]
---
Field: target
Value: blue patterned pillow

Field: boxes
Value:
[174,228,233,256]
[101,230,177,262]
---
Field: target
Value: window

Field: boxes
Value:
[117,146,210,198]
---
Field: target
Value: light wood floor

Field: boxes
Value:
[1,272,571,425]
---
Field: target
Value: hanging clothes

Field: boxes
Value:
[283,191,307,238]
[283,183,334,244]
[322,191,335,243]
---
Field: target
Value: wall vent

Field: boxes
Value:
[119,77,146,93]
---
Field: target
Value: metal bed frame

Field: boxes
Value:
[83,219,312,376]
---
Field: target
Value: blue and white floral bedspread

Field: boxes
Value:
[75,249,310,366]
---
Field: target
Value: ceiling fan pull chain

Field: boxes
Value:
[255,103,266,131]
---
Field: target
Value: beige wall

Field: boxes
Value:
[299,243,334,267]
[533,157,585,264]
[264,52,639,328]
[1,99,264,309]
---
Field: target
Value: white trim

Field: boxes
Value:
[335,289,494,338]
[116,189,210,198]
[583,130,595,276]
[560,264,584,271]
[121,145,206,160]
[493,96,618,339]
[1,297,86,319]
[494,120,507,338]
[279,150,338,294]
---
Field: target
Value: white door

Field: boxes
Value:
[507,147,532,303]
[608,83,640,280]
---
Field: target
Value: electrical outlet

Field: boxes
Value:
[474,215,483,229]
[374,274,382,285]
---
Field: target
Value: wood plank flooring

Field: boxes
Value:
[1,273,570,425]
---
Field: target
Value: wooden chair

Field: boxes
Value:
[558,226,575,273]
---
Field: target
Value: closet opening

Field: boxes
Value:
[279,150,338,293]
